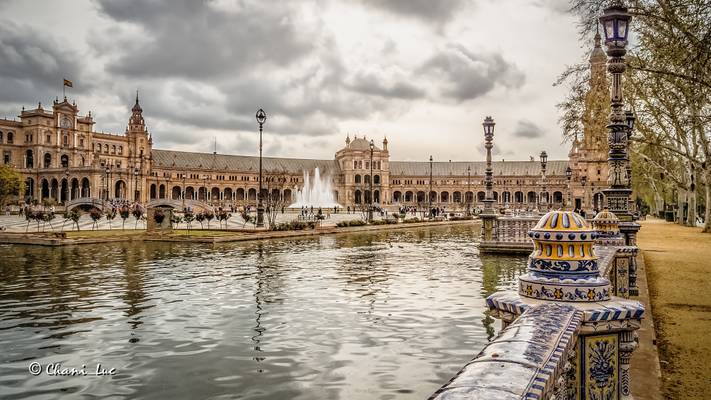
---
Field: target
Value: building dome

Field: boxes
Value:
[520,210,611,302]
[348,136,380,151]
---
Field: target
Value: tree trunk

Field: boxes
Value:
[704,170,711,233]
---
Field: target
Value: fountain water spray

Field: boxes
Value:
[289,167,342,208]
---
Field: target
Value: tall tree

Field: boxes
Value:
[0,165,25,209]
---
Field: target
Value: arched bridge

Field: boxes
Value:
[146,199,213,212]
[65,197,110,211]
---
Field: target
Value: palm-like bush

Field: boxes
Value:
[183,210,194,231]
[119,205,130,230]
[105,208,117,230]
[205,211,215,229]
[90,208,103,230]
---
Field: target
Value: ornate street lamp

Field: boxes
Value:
[256,108,266,227]
[134,168,139,202]
[428,155,433,219]
[64,170,70,204]
[368,139,374,223]
[581,175,588,214]
[105,166,110,201]
[600,1,635,225]
[625,109,636,209]
[482,116,495,214]
[566,166,573,210]
[481,116,496,241]
[467,165,471,216]
[539,150,548,212]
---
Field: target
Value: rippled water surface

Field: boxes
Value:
[0,225,526,399]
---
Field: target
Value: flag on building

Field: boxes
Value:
[63,79,73,87]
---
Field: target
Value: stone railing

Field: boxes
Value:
[480,211,540,253]
[433,210,644,400]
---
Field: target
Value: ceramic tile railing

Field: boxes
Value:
[429,303,582,400]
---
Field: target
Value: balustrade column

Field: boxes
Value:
[619,330,638,400]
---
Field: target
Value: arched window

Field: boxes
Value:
[25,150,33,168]
[354,174,361,184]
[104,144,109,153]
[112,145,116,154]
[373,175,380,184]
[63,135,68,146]
[0,131,3,142]
[7,132,13,144]
[43,153,52,168]
[61,154,69,168]
[118,146,123,155]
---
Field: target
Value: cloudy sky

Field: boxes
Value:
[0,0,588,162]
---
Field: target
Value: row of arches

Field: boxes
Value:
[390,190,566,205]
[354,174,381,184]
[0,131,14,144]
[23,150,84,169]
[150,184,297,204]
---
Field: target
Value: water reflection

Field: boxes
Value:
[0,225,527,400]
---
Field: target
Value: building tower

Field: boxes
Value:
[125,91,151,201]
[574,31,611,212]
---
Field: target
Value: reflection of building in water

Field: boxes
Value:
[478,254,528,340]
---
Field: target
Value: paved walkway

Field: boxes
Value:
[637,218,711,400]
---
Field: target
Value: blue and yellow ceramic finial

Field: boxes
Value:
[519,210,611,302]
[592,208,625,245]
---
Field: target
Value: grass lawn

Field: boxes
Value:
[638,218,711,400]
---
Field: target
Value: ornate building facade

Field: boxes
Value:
[0,35,607,212]
[0,96,573,211]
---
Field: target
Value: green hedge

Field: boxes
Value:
[336,219,367,227]
[271,221,317,231]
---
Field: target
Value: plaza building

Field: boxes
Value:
[0,39,608,212]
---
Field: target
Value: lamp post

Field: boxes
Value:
[599,1,633,221]
[539,150,548,212]
[581,175,588,214]
[625,109,636,214]
[368,139,374,223]
[256,109,266,228]
[481,116,496,241]
[203,175,208,203]
[566,166,573,210]
[64,170,70,204]
[181,169,186,210]
[467,165,471,216]
[134,168,139,202]
[428,155,433,219]
[105,166,111,201]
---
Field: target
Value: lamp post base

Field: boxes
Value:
[256,204,265,228]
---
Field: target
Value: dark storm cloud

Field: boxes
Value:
[512,119,545,138]
[95,0,316,79]
[0,21,88,103]
[359,0,465,24]
[420,44,526,102]
[347,72,425,99]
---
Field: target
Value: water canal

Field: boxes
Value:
[0,225,527,399]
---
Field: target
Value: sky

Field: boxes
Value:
[0,0,589,162]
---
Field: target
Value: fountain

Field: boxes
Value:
[289,167,342,208]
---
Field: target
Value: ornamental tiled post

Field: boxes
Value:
[487,210,644,399]
[480,116,497,242]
